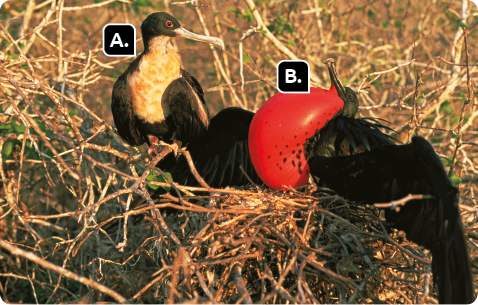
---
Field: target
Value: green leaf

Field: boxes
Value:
[243,52,251,64]
[450,171,462,186]
[146,170,172,191]
[2,139,14,159]
[69,109,78,116]
[245,10,254,22]
[34,119,53,136]
[0,123,12,131]
[284,24,294,35]
[367,9,376,19]
[440,101,453,115]
[11,120,25,133]
[441,156,455,167]
[27,142,40,160]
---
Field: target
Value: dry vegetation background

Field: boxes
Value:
[0,0,477,303]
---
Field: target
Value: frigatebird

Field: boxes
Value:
[109,13,261,228]
[248,59,473,303]
[249,61,395,189]
[111,12,224,157]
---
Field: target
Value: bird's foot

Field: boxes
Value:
[158,140,181,156]
[147,135,161,158]
[148,145,160,158]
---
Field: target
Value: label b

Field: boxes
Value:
[277,60,310,93]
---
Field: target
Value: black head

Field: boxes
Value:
[340,87,359,118]
[324,58,359,118]
[141,12,224,53]
[141,13,180,49]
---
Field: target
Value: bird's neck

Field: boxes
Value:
[339,102,358,119]
[144,36,180,72]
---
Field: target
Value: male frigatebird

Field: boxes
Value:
[111,12,224,157]
[248,59,473,303]
[249,60,395,189]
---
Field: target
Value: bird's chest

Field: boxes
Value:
[127,49,180,124]
[310,125,341,158]
[307,122,365,158]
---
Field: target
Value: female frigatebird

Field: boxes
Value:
[248,59,473,303]
[111,12,224,157]
[108,13,261,229]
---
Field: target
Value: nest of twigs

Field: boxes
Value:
[95,185,436,304]
[1,154,443,304]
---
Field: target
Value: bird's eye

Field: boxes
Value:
[348,94,354,100]
[165,20,174,28]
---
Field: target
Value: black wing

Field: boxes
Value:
[111,72,145,146]
[308,136,473,304]
[156,107,261,188]
[181,69,206,104]
[165,69,210,145]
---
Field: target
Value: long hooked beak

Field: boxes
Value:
[324,58,347,99]
[174,27,225,51]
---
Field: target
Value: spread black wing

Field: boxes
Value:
[308,136,473,304]
[111,72,145,146]
[165,69,210,145]
[156,107,261,188]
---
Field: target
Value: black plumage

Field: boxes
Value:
[307,59,473,303]
[155,107,262,188]
[304,59,398,159]
[305,116,398,158]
